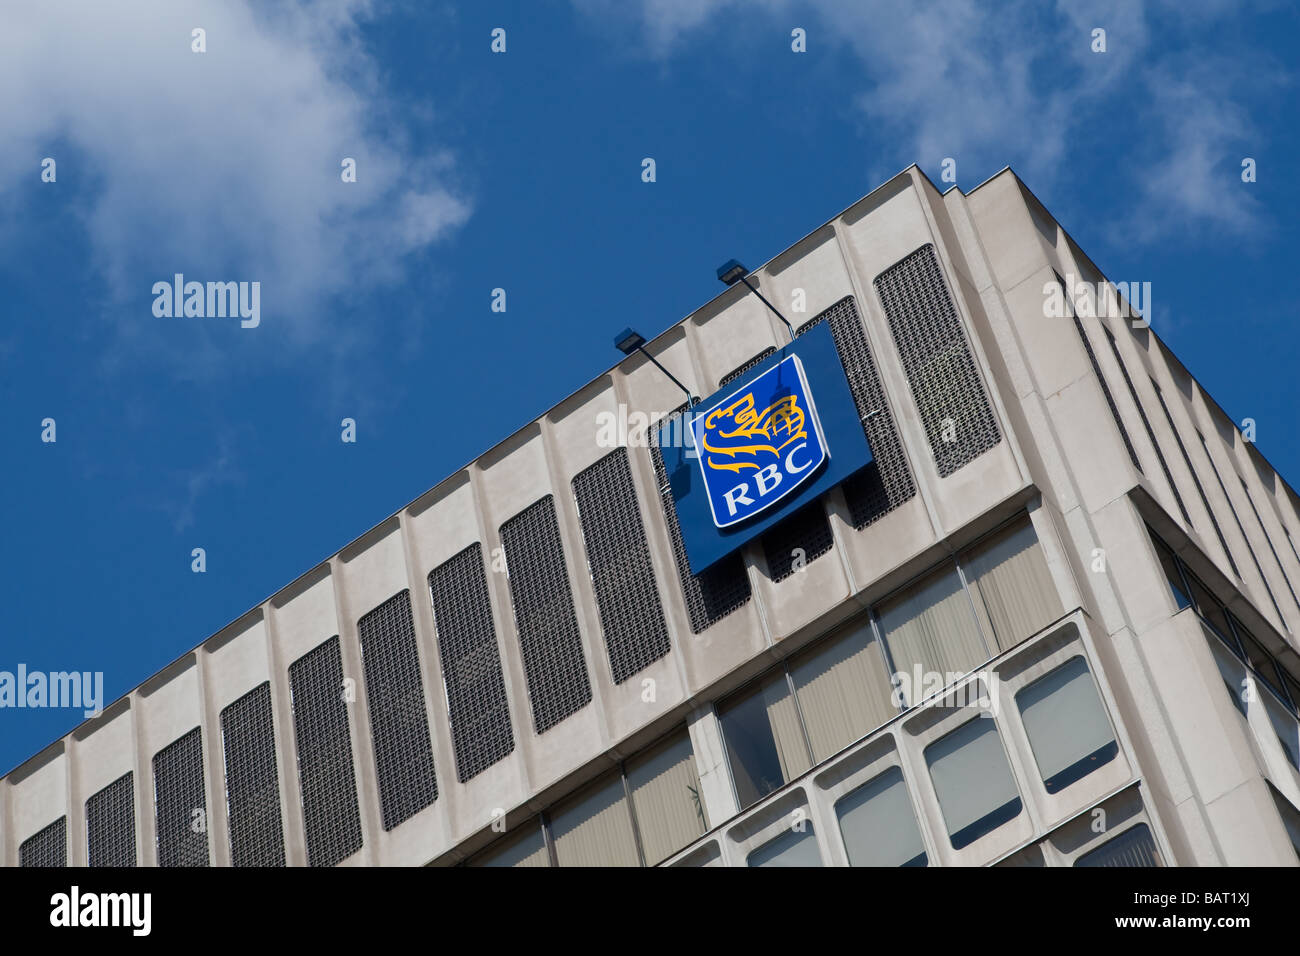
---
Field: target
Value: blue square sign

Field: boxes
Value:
[690,353,828,528]
[655,320,875,573]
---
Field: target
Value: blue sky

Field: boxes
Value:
[2,0,1297,774]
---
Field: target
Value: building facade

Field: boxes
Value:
[5,166,1300,867]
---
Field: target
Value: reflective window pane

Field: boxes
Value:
[746,824,822,867]
[1230,614,1287,697]
[925,718,1022,849]
[626,730,707,865]
[878,566,989,708]
[471,819,549,868]
[789,622,895,763]
[718,674,810,809]
[550,774,639,867]
[835,766,927,867]
[1152,536,1191,610]
[1016,657,1117,793]
[1075,823,1162,867]
[963,519,1062,652]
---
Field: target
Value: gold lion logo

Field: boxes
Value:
[700,391,807,474]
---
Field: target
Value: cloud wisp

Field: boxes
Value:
[572,0,1283,241]
[0,0,471,349]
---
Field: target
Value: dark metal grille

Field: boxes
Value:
[19,817,66,867]
[152,727,209,867]
[1103,330,1192,525]
[762,500,835,581]
[357,590,438,830]
[500,496,593,732]
[219,683,286,866]
[800,296,916,528]
[720,347,777,387]
[1070,306,1142,472]
[573,448,672,683]
[429,544,515,782]
[650,406,752,633]
[289,636,364,867]
[875,245,1001,476]
[86,772,135,867]
[1151,382,1238,577]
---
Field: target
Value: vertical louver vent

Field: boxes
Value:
[799,296,916,528]
[500,496,593,732]
[219,682,286,866]
[573,448,672,683]
[19,817,66,867]
[650,408,752,632]
[86,772,136,867]
[429,543,515,782]
[875,245,1001,476]
[152,727,209,867]
[289,636,363,867]
[357,590,438,830]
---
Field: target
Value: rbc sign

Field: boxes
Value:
[690,354,828,528]
[656,321,875,574]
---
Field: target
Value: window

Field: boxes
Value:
[1017,658,1117,793]
[747,825,823,867]
[788,621,896,763]
[1151,534,1191,610]
[1261,691,1300,770]
[549,773,640,867]
[925,718,1022,849]
[1075,823,1162,867]
[470,819,549,868]
[1208,641,1249,719]
[1282,669,1300,720]
[997,844,1046,867]
[626,730,708,865]
[718,672,810,809]
[1229,612,1287,700]
[1274,793,1300,863]
[471,727,703,867]
[716,515,1058,808]
[878,566,988,704]
[1184,570,1235,646]
[835,766,927,867]
[963,518,1063,652]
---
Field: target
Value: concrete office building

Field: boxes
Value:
[5,166,1300,868]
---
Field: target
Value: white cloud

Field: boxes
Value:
[571,0,1281,241]
[0,0,470,345]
